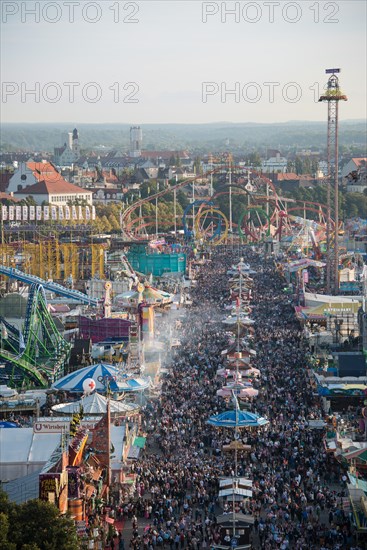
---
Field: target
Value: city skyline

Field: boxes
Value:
[0,1,366,124]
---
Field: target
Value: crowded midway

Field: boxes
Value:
[108,248,360,550]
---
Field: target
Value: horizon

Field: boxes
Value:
[2,118,366,126]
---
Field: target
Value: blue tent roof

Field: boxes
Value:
[51,363,150,393]
[0,421,19,428]
[207,409,268,428]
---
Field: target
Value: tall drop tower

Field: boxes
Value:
[319,69,347,294]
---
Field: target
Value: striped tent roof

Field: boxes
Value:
[51,363,150,393]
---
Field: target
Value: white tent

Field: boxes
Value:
[51,392,140,416]
[0,424,128,483]
[0,429,61,481]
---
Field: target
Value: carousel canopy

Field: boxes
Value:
[221,344,256,357]
[217,386,259,398]
[222,317,255,326]
[207,409,268,428]
[216,369,253,382]
[51,363,150,393]
[51,392,140,415]
[114,285,172,307]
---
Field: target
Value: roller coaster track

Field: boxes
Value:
[0,265,99,306]
[120,169,286,241]
[0,282,71,388]
[120,170,222,240]
[120,168,329,244]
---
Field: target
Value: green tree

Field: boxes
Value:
[109,214,121,231]
[0,490,80,550]
[100,215,113,233]
[193,157,201,174]
[295,157,303,175]
[13,500,80,550]
[247,152,261,168]
[286,160,295,173]
[0,512,16,549]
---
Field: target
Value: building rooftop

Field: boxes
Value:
[14,178,90,195]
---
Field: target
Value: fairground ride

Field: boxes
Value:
[0,267,99,388]
[0,236,105,281]
[120,167,334,250]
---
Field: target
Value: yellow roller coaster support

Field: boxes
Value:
[195,208,229,245]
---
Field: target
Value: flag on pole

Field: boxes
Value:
[36,206,42,221]
[78,205,83,220]
[22,205,28,220]
[65,205,70,220]
[1,205,7,220]
[15,206,22,221]
[58,206,64,220]
[85,206,90,220]
[29,206,35,220]
[9,206,14,220]
[44,206,49,220]
[72,205,77,220]
[91,205,96,220]
[51,206,57,220]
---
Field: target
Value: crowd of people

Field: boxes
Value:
[119,247,361,550]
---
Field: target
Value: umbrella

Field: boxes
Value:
[51,392,140,415]
[240,387,259,398]
[216,369,253,383]
[217,380,258,397]
[217,386,258,399]
[51,363,150,393]
[207,409,268,428]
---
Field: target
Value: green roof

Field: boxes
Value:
[133,436,146,449]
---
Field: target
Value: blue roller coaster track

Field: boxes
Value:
[0,266,99,388]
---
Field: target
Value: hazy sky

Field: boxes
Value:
[1,0,366,123]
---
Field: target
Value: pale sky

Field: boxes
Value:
[0,0,366,123]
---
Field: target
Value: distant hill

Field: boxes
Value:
[1,120,366,153]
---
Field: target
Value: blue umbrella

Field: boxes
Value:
[51,363,150,393]
[207,409,268,428]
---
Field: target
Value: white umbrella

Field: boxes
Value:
[51,392,140,415]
